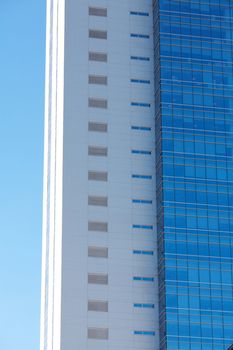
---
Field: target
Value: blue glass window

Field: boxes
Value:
[132,224,153,230]
[155,1,233,349]
[131,79,150,84]
[130,56,150,61]
[131,126,151,131]
[134,331,155,336]
[131,102,151,107]
[132,199,152,204]
[130,33,150,39]
[130,11,149,16]
[133,277,154,282]
[131,150,151,155]
[134,303,154,308]
[133,250,154,255]
[132,174,152,179]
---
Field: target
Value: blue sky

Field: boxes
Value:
[0,1,45,349]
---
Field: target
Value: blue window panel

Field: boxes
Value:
[130,33,150,39]
[131,79,150,84]
[133,250,141,254]
[133,250,154,256]
[132,174,152,179]
[132,224,153,230]
[155,2,233,348]
[131,102,151,107]
[131,150,152,155]
[134,331,155,336]
[133,277,154,282]
[133,277,141,281]
[130,11,149,16]
[143,304,154,308]
[131,126,151,131]
[130,56,150,61]
[132,199,153,204]
[134,303,155,308]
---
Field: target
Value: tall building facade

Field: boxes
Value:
[40,1,233,350]
[40,0,159,349]
[154,1,233,349]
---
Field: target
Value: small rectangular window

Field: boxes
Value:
[131,150,151,155]
[89,75,107,85]
[89,7,107,17]
[131,126,151,131]
[88,146,108,157]
[88,221,108,232]
[88,328,109,339]
[133,250,154,256]
[132,224,153,230]
[88,122,108,132]
[131,102,150,107]
[88,196,108,207]
[134,330,155,336]
[89,98,108,109]
[88,300,108,312]
[88,246,108,258]
[89,29,107,40]
[88,273,108,285]
[131,56,150,61]
[131,79,150,84]
[132,174,152,180]
[130,11,149,16]
[132,199,152,204]
[89,52,108,62]
[133,276,154,282]
[130,33,150,39]
[134,303,154,308]
[88,171,108,181]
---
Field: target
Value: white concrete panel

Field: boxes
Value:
[41,0,159,349]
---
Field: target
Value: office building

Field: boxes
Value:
[155,1,233,349]
[40,0,158,349]
[40,0,233,349]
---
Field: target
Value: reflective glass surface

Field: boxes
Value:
[154,0,233,349]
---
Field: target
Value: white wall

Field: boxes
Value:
[41,0,159,349]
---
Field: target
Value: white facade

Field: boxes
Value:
[40,0,159,349]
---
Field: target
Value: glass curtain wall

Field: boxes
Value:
[154,0,233,349]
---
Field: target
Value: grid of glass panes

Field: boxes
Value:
[155,0,233,349]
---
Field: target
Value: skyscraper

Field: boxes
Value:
[155,1,233,349]
[40,0,233,350]
[40,0,159,349]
